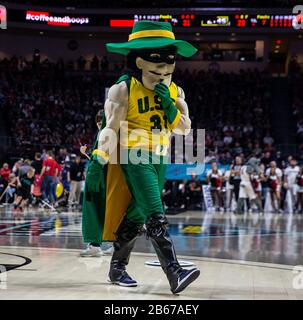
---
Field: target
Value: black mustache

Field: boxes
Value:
[149,71,172,76]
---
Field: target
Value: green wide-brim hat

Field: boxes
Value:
[106,20,198,58]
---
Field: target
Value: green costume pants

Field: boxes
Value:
[82,148,168,243]
[82,175,106,245]
[121,149,167,225]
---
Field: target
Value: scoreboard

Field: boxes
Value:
[130,13,297,29]
[6,8,301,30]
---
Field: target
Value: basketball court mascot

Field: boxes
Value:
[236,157,263,214]
[82,20,200,294]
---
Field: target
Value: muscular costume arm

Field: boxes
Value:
[172,86,191,136]
[94,82,128,162]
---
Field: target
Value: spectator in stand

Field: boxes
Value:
[207,161,223,211]
[0,169,4,188]
[41,149,47,161]
[286,155,294,167]
[40,150,58,205]
[0,163,11,185]
[253,142,262,156]
[273,150,284,168]
[57,148,70,164]
[0,174,6,205]
[162,180,182,210]
[4,173,17,204]
[59,160,70,206]
[251,164,264,209]
[233,142,243,155]
[31,153,43,205]
[204,150,217,163]
[259,163,267,208]
[224,167,233,210]
[18,159,31,177]
[186,174,202,209]
[13,167,35,214]
[68,156,85,207]
[31,152,43,175]
[261,151,272,167]
[284,158,300,213]
[265,161,283,212]
[296,165,303,214]
[229,156,242,203]
[12,160,23,176]
[263,131,274,147]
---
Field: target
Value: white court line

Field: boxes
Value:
[0,245,295,271]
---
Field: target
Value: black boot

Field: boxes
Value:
[108,218,143,287]
[146,214,200,294]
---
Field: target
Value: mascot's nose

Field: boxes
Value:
[160,79,164,82]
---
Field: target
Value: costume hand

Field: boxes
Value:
[85,156,104,193]
[155,83,173,110]
[155,83,180,127]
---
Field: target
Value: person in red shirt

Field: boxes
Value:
[0,163,12,201]
[39,150,58,205]
[0,163,11,182]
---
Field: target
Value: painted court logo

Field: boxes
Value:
[0,265,7,290]
[0,5,7,29]
[292,265,303,290]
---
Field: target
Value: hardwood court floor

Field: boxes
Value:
[0,207,303,299]
[0,246,302,300]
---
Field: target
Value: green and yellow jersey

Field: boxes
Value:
[119,76,180,153]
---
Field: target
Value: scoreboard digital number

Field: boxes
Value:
[234,14,295,28]
[201,16,230,27]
